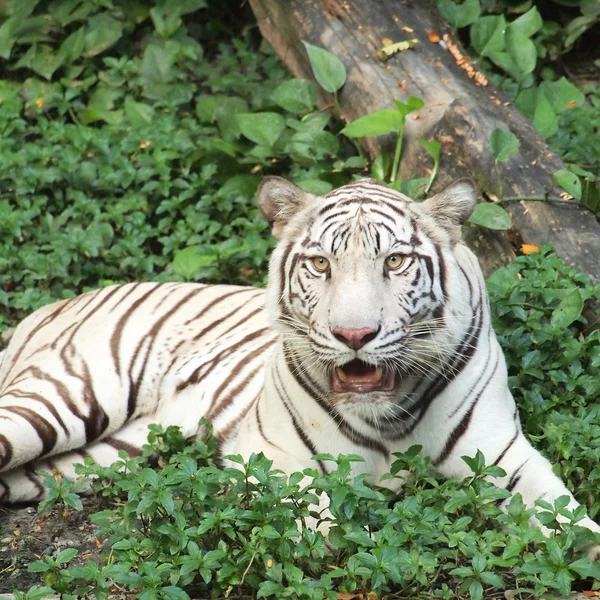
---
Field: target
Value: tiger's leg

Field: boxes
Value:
[0,416,156,503]
[0,376,129,473]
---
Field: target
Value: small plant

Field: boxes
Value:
[37,471,87,518]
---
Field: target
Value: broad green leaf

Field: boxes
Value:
[58,27,86,64]
[140,43,172,85]
[237,112,286,147]
[125,99,154,127]
[470,15,506,56]
[303,41,346,94]
[515,87,538,120]
[173,246,216,279]
[554,169,582,199]
[505,26,537,75]
[550,289,583,329]
[438,0,481,28]
[488,50,527,83]
[83,14,124,57]
[0,2,39,59]
[509,6,543,38]
[271,79,317,113]
[393,96,425,117]
[371,151,390,181]
[417,138,440,162]
[341,109,403,137]
[532,89,558,139]
[540,77,586,113]
[469,203,512,230]
[469,581,484,600]
[296,179,333,195]
[490,128,520,162]
[28,45,65,80]
[28,561,51,573]
[150,7,182,39]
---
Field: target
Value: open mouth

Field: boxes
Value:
[332,359,395,393]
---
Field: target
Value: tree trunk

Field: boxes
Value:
[249,0,600,280]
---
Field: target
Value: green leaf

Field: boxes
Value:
[554,169,582,199]
[55,548,78,565]
[509,7,543,38]
[237,112,286,147]
[296,179,333,195]
[490,128,520,162]
[83,14,124,57]
[173,246,216,279]
[550,289,583,329]
[487,51,526,83]
[505,26,537,75]
[540,78,586,113]
[271,79,317,113]
[257,581,284,598]
[480,571,504,587]
[341,109,404,137]
[140,43,172,86]
[469,581,484,600]
[470,15,506,56]
[533,90,558,139]
[417,138,440,162]
[125,99,154,127]
[469,203,512,230]
[393,96,425,117]
[438,0,481,28]
[58,27,86,64]
[302,41,346,94]
[28,562,51,573]
[417,138,440,193]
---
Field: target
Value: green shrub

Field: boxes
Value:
[0,1,363,332]
[488,245,600,519]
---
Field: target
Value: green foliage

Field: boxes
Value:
[22,425,600,599]
[37,471,88,517]
[0,2,365,331]
[488,246,600,520]
[436,0,600,201]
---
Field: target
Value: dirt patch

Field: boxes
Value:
[0,498,104,594]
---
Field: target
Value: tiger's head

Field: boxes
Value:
[258,176,480,411]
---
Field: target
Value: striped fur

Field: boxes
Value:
[0,176,598,554]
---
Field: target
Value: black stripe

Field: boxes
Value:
[272,363,326,474]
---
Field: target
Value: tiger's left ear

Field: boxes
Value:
[257,176,316,240]
[421,179,477,236]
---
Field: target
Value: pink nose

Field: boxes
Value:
[332,327,378,350]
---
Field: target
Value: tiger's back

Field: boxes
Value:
[0,281,272,500]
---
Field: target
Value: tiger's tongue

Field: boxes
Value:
[332,359,394,393]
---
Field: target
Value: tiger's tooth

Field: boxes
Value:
[374,367,382,381]
[337,367,349,382]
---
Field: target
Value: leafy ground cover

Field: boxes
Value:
[1,0,600,598]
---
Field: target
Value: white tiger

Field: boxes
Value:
[0,176,598,554]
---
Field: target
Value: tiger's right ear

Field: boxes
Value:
[257,176,316,240]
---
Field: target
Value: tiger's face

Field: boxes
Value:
[258,177,477,407]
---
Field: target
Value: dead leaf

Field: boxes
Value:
[521,244,540,255]
[377,39,418,62]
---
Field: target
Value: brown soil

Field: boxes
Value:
[0,498,105,594]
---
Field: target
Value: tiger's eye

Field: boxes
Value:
[311,256,330,272]
[385,254,404,270]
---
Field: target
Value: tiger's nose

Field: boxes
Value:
[332,327,379,350]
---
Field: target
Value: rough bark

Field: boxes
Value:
[249,0,600,280]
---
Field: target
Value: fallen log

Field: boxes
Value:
[249,0,600,280]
